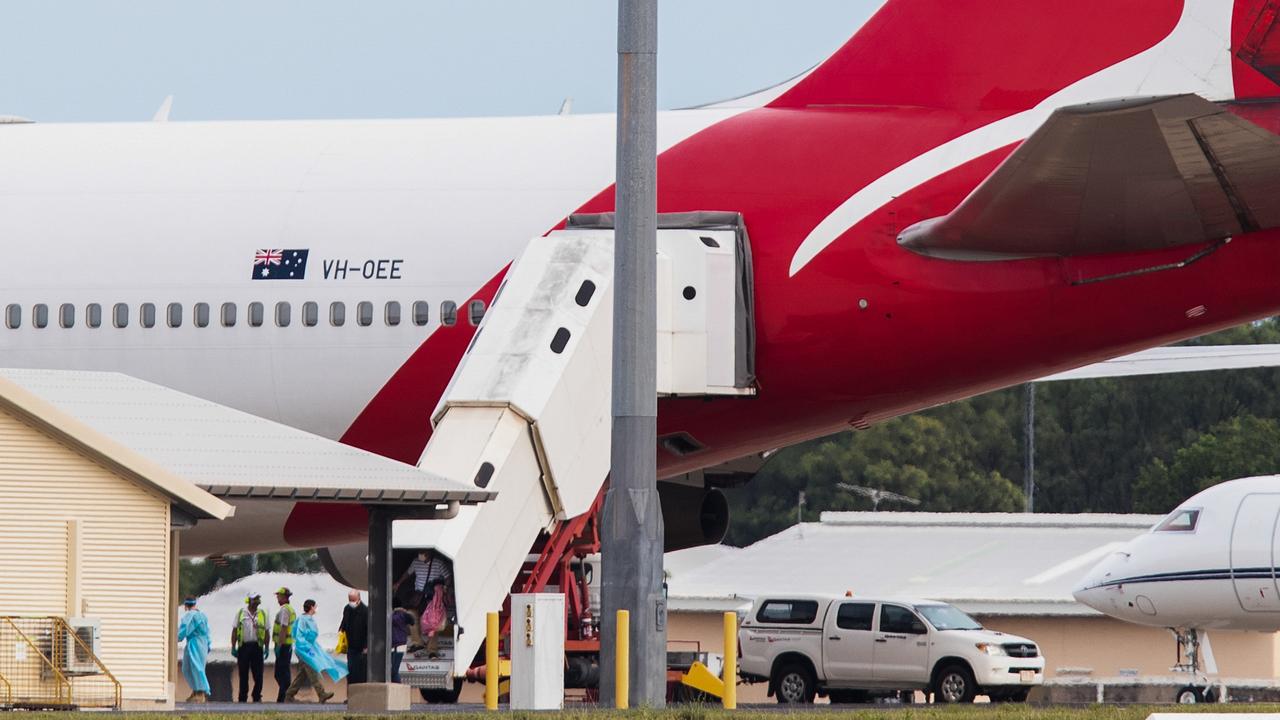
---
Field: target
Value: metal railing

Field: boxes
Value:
[0,617,120,710]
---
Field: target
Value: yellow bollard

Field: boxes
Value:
[485,611,500,710]
[722,611,738,709]
[616,609,630,709]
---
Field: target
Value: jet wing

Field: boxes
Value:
[899,94,1280,259]
[1038,344,1280,382]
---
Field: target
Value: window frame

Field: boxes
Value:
[330,301,346,327]
[112,303,129,329]
[412,300,430,326]
[1154,508,1201,533]
[248,301,264,327]
[86,303,102,329]
[835,602,876,631]
[166,302,183,328]
[302,301,319,327]
[879,604,927,635]
[356,301,374,327]
[5,304,20,329]
[275,301,291,328]
[754,599,820,626]
[194,302,210,328]
[440,301,458,327]
[385,300,401,327]
[33,304,49,329]
[140,302,156,329]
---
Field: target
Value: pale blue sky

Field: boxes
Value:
[0,1,881,122]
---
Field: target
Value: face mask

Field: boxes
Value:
[349,601,359,608]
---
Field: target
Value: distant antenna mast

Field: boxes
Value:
[837,483,921,512]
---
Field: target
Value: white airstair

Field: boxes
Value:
[395,212,755,673]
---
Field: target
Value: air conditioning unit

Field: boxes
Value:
[61,618,101,676]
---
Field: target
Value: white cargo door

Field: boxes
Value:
[1231,493,1280,612]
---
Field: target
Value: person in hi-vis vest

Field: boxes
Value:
[230,593,268,703]
[272,587,297,702]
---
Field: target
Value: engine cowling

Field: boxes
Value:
[657,481,730,552]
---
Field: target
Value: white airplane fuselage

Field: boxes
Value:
[1075,476,1280,632]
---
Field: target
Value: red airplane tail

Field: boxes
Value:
[769,0,1280,113]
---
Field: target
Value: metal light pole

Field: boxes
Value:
[600,0,666,708]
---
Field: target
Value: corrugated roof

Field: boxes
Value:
[666,512,1162,616]
[0,369,493,507]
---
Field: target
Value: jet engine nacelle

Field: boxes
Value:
[657,481,730,552]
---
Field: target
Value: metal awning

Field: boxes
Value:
[0,368,493,506]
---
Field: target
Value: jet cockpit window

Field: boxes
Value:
[194,302,210,328]
[468,299,486,326]
[167,302,182,328]
[87,303,102,328]
[248,302,264,327]
[302,301,318,327]
[140,303,156,328]
[5,304,19,329]
[1155,508,1200,532]
[412,301,430,326]
[59,303,74,329]
[33,304,48,329]
[385,301,401,327]
[221,302,237,327]
[113,303,128,328]
[330,302,346,327]
[441,301,457,327]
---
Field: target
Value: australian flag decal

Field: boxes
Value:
[252,249,309,280]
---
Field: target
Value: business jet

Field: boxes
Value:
[5,0,1280,609]
[1074,476,1280,702]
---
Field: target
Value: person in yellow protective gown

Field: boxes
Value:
[284,599,348,703]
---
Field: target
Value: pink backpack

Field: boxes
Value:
[422,584,447,637]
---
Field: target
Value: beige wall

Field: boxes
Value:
[979,615,1279,679]
[0,410,173,704]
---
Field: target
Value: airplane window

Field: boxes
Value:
[194,302,210,328]
[5,304,20,329]
[33,304,48,329]
[248,301,264,327]
[86,303,102,328]
[302,301,318,327]
[167,302,182,328]
[140,303,156,328]
[113,303,129,328]
[385,301,401,327]
[412,301,430,326]
[59,303,75,329]
[1155,508,1200,532]
[468,299,486,326]
[357,301,373,327]
[330,301,346,327]
[441,301,457,327]
[275,301,291,327]
[221,302,236,327]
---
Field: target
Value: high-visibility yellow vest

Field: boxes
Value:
[234,608,269,646]
[274,604,298,646]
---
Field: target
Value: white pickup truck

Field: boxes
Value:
[738,595,1044,704]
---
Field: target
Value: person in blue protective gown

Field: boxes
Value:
[284,599,347,703]
[178,597,210,703]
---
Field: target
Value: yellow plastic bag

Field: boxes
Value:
[335,630,348,654]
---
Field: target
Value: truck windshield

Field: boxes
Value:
[915,604,982,631]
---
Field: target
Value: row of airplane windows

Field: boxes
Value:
[3,299,486,330]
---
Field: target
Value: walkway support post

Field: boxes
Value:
[367,506,392,683]
[601,0,666,708]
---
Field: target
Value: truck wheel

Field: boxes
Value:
[932,663,977,704]
[773,662,816,704]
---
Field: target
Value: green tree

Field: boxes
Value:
[1133,415,1280,513]
[179,551,322,598]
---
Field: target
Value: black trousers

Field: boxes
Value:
[347,647,367,684]
[236,642,263,702]
[274,644,293,702]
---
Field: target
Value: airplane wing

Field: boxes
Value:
[1038,344,1280,382]
[899,94,1280,259]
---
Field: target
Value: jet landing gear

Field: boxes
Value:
[1171,628,1220,704]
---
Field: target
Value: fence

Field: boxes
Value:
[0,617,120,710]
